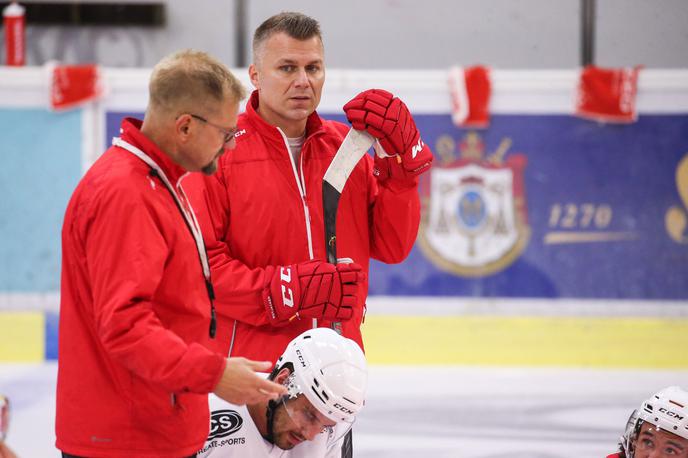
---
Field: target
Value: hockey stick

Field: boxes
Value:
[322,128,375,333]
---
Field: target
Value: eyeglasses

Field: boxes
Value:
[189,114,236,144]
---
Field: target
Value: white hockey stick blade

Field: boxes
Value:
[323,129,375,193]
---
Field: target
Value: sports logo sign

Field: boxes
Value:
[208,409,243,440]
[419,132,530,277]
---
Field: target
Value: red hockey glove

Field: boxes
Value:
[262,260,364,326]
[344,89,433,186]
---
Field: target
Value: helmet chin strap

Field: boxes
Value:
[264,398,279,444]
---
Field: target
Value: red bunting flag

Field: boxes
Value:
[448,65,491,128]
[575,65,642,123]
[50,63,104,111]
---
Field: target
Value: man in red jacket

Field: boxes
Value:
[56,50,286,458]
[185,11,433,364]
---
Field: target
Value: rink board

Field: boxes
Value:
[1,308,687,368]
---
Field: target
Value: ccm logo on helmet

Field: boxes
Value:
[208,410,243,440]
[295,349,306,368]
[333,403,354,415]
[659,407,685,420]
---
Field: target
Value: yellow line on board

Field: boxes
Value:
[0,312,45,362]
[544,231,638,244]
[362,316,688,368]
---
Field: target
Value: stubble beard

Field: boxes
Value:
[201,146,225,175]
[270,405,299,450]
[201,160,217,175]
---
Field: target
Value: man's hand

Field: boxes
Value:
[213,358,287,405]
[262,260,363,326]
[343,89,433,186]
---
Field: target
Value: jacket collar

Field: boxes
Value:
[119,117,188,184]
[244,90,325,142]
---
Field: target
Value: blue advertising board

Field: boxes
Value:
[374,114,688,299]
[0,108,82,292]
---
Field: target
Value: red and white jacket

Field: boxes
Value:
[56,118,226,457]
[186,91,421,363]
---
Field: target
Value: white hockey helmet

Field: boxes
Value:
[276,327,367,424]
[621,386,688,456]
[637,386,688,439]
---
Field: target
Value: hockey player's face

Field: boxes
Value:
[271,394,335,450]
[633,422,688,458]
[249,32,325,137]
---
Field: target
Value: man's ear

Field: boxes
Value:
[273,367,291,385]
[248,64,260,90]
[175,114,192,141]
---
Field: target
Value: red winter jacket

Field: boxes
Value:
[185,91,420,363]
[56,118,226,457]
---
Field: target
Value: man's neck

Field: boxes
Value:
[141,118,178,164]
[256,106,307,138]
[281,124,306,138]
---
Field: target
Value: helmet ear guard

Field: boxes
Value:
[275,328,368,424]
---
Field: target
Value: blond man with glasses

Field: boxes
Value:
[56,50,286,458]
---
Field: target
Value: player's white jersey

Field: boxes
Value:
[196,394,351,458]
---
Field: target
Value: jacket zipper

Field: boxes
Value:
[276,128,317,328]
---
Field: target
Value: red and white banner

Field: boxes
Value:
[49,63,105,111]
[448,65,491,128]
[575,65,642,123]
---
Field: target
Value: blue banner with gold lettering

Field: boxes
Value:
[372,114,688,299]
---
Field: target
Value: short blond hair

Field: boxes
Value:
[149,49,245,114]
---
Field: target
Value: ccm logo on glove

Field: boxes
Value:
[280,267,294,308]
[263,260,364,326]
